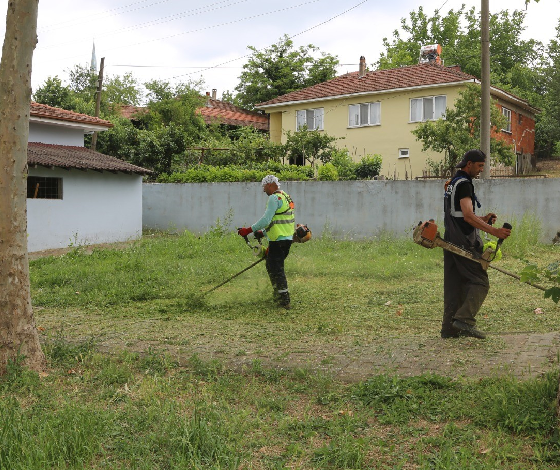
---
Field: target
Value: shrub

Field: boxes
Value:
[158,163,313,183]
[317,163,339,181]
[331,149,357,180]
[355,154,382,179]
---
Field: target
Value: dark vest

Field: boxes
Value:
[443,172,483,254]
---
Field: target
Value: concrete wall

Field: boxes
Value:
[142,179,560,243]
[28,167,144,252]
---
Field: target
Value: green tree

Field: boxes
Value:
[32,76,72,108]
[376,6,543,102]
[535,21,560,157]
[412,84,514,174]
[105,72,141,106]
[283,127,338,168]
[234,35,339,108]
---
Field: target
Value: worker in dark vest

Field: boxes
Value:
[238,175,295,309]
[442,149,511,339]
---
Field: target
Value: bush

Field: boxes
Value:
[317,163,339,181]
[158,163,313,183]
[331,149,357,180]
[355,154,382,179]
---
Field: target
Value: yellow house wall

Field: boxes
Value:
[266,84,466,179]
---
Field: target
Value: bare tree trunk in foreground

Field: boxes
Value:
[0,0,45,374]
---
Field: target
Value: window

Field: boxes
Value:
[296,108,324,130]
[27,176,63,199]
[348,102,381,127]
[398,148,409,159]
[502,107,512,133]
[410,95,446,122]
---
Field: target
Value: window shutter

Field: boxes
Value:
[435,96,446,119]
[423,97,434,121]
[410,98,422,122]
[314,108,324,130]
[296,110,306,130]
[369,102,380,125]
[349,104,359,126]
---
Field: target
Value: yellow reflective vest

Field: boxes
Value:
[266,191,295,241]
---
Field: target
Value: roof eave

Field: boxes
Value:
[256,79,477,110]
[30,116,112,132]
[489,86,541,114]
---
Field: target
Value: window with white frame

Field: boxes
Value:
[398,148,409,159]
[410,95,446,122]
[296,108,324,131]
[502,107,512,133]
[348,102,381,127]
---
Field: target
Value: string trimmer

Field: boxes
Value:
[202,224,312,296]
[413,220,546,291]
[202,231,267,296]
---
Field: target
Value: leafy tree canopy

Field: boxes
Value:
[376,7,543,103]
[233,35,339,109]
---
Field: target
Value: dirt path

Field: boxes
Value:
[88,318,560,382]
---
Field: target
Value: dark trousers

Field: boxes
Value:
[442,250,490,333]
[266,239,292,304]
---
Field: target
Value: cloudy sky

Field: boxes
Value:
[1,0,558,102]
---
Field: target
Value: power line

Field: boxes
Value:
[41,0,250,49]
[168,0,370,81]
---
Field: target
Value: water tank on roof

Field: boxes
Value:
[419,44,442,64]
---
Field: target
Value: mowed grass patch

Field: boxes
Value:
[30,224,560,344]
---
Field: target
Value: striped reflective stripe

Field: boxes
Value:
[277,288,289,293]
[449,177,468,218]
[269,218,295,225]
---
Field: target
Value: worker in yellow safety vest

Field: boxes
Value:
[238,175,295,309]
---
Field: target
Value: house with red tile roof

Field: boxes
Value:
[256,60,538,179]
[119,92,268,132]
[27,102,151,252]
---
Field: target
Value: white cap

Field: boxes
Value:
[261,174,280,187]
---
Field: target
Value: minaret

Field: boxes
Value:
[90,42,97,73]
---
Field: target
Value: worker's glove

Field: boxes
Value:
[237,227,253,237]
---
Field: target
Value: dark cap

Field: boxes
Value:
[455,149,486,168]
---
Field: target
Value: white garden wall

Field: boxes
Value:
[142,179,560,243]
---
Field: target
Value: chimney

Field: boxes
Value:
[205,91,211,107]
[359,56,366,78]
[212,89,217,100]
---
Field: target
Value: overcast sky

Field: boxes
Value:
[1,0,559,102]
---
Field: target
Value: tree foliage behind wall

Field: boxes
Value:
[233,35,339,109]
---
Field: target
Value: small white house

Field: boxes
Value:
[27,102,151,252]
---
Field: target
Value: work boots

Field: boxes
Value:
[452,320,486,339]
[278,291,291,310]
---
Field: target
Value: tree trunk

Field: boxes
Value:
[0,0,45,374]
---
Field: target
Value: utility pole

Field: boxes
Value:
[480,0,491,178]
[90,56,105,151]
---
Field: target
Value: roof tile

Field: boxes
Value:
[30,102,113,128]
[27,142,152,175]
[256,63,477,107]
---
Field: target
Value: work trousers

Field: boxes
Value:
[442,250,490,333]
[266,239,292,305]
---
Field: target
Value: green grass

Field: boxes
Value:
[5,221,560,468]
[2,343,560,469]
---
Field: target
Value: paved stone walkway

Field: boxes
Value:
[120,330,560,382]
